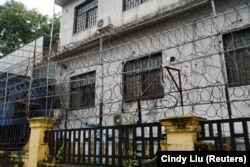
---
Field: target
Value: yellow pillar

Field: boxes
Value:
[27,117,55,167]
[159,115,206,151]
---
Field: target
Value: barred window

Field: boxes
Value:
[223,27,250,87]
[123,0,148,11]
[71,71,96,109]
[74,0,98,33]
[123,52,164,101]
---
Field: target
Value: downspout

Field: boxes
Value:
[99,37,104,166]
[62,70,74,129]
[211,0,217,16]
[100,37,104,126]
[2,72,9,125]
[45,0,55,117]
[211,0,235,150]
[27,40,36,118]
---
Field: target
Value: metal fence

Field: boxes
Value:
[198,117,250,151]
[45,122,163,166]
[0,155,24,167]
[0,119,30,151]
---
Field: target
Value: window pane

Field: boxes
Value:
[76,14,87,33]
[223,27,250,51]
[88,8,97,28]
[123,0,149,11]
[74,0,97,33]
[225,49,250,87]
[71,71,96,108]
[223,27,250,87]
[123,52,163,101]
[71,88,80,108]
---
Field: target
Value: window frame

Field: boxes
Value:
[223,27,250,87]
[74,0,98,34]
[70,71,96,109]
[122,0,149,11]
[123,52,164,102]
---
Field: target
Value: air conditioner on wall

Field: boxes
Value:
[113,113,134,126]
[97,16,112,32]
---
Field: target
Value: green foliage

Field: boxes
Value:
[0,0,60,55]
[123,144,139,167]
[56,145,64,163]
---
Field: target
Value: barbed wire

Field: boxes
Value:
[1,0,250,129]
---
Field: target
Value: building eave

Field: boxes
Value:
[55,0,70,7]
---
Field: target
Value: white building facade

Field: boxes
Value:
[52,0,250,135]
[0,36,58,76]
[0,36,44,75]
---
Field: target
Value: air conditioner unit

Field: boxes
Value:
[97,16,112,32]
[113,113,134,126]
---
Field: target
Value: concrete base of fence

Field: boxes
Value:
[159,114,206,151]
[0,151,28,167]
[27,117,56,167]
[37,162,95,167]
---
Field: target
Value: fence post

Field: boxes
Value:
[159,115,206,151]
[27,117,55,167]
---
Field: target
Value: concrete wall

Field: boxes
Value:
[59,0,196,46]
[0,36,44,75]
[53,0,250,139]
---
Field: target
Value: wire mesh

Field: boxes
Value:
[0,0,250,132]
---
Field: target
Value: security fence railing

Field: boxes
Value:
[198,117,250,151]
[0,119,30,151]
[45,122,163,166]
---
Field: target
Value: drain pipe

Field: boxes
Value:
[99,37,104,126]
[2,72,9,125]
[211,0,217,17]
[45,0,55,116]
[27,40,36,118]
[98,37,104,165]
[210,0,236,150]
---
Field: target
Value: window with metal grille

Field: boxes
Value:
[70,71,96,109]
[123,0,148,11]
[123,52,164,101]
[74,0,98,33]
[223,27,250,87]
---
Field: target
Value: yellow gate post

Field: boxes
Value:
[27,117,55,167]
[159,115,206,151]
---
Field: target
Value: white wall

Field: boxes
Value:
[0,36,44,75]
[54,1,250,131]
[59,0,196,46]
